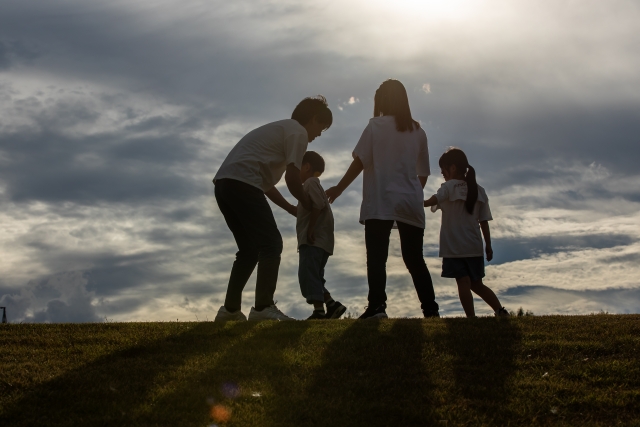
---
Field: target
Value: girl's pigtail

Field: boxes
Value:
[464,165,478,214]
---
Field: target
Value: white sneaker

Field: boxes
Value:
[248,304,295,321]
[214,306,247,322]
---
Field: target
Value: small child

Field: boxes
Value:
[424,148,509,318]
[297,151,347,320]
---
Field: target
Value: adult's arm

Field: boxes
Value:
[285,163,311,210]
[419,175,428,189]
[265,186,297,217]
[325,156,364,203]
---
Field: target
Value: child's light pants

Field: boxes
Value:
[298,244,330,304]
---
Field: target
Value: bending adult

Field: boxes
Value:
[213,96,333,322]
[326,80,439,318]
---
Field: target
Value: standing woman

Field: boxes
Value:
[326,79,439,318]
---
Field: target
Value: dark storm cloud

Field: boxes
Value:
[0,39,40,69]
[490,234,637,265]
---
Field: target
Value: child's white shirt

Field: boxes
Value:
[353,116,430,228]
[296,177,334,255]
[214,119,308,192]
[432,179,492,258]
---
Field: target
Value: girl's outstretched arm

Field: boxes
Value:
[480,220,493,261]
[325,156,364,203]
[424,195,438,207]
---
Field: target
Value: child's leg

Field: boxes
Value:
[298,245,326,310]
[469,280,502,312]
[455,276,476,317]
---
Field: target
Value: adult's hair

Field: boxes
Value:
[291,95,333,130]
[373,79,420,132]
[302,150,325,174]
[438,147,478,214]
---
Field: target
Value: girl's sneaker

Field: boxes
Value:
[358,304,388,319]
[248,304,295,321]
[214,306,247,322]
[325,301,347,319]
[495,307,510,317]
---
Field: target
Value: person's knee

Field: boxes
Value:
[402,253,426,270]
[236,249,259,264]
[258,236,283,259]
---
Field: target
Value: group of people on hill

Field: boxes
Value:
[212,79,510,321]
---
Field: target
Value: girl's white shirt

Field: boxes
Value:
[432,179,492,258]
[353,116,430,228]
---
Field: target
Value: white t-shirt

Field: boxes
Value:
[431,179,492,258]
[353,116,430,228]
[214,119,308,192]
[296,177,334,254]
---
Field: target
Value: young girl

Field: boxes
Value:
[326,79,439,319]
[424,148,509,317]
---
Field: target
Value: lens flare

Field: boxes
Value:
[221,382,240,399]
[211,405,231,423]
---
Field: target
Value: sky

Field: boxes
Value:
[1,0,639,322]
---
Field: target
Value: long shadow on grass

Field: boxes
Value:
[0,321,260,427]
[146,320,313,426]
[277,319,440,427]
[441,317,521,420]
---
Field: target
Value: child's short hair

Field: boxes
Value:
[302,151,325,174]
[292,96,333,130]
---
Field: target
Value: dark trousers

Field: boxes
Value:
[214,179,283,312]
[365,219,439,312]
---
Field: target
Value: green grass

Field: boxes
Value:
[1,315,639,426]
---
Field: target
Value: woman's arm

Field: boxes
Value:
[419,175,428,188]
[264,186,297,216]
[325,157,364,203]
[479,220,493,261]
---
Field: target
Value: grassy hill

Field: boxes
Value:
[1,315,639,426]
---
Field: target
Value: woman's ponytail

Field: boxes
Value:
[464,165,478,214]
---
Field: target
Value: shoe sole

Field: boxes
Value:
[328,305,347,319]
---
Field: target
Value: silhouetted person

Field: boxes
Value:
[326,79,439,318]
[296,151,347,320]
[424,148,509,317]
[213,96,333,322]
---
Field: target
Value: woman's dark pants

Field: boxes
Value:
[365,219,439,312]
[214,179,283,312]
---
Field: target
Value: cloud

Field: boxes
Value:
[0,271,100,323]
[0,0,638,321]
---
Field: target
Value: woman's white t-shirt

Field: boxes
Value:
[432,179,492,258]
[353,116,430,228]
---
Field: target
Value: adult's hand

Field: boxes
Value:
[326,157,363,204]
[325,186,343,204]
[285,163,312,210]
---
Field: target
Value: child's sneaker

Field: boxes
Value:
[325,301,347,319]
[495,307,510,317]
[248,304,295,321]
[307,311,326,320]
[358,304,388,319]
[214,306,247,323]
